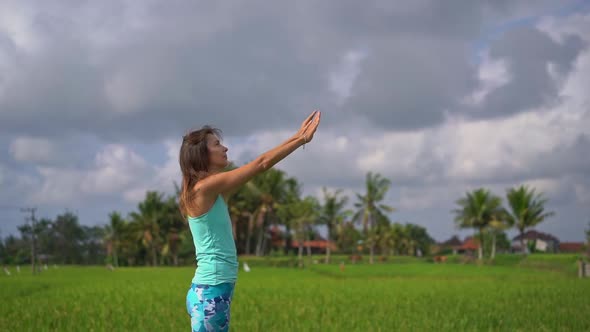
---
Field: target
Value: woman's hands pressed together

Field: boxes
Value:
[297,110,321,147]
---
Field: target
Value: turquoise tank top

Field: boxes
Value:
[187,195,238,285]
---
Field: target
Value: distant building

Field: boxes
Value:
[441,235,463,254]
[511,230,559,253]
[291,240,338,254]
[269,225,337,254]
[559,242,586,253]
[457,236,479,255]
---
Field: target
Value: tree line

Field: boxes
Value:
[0,170,435,267]
[0,166,565,268]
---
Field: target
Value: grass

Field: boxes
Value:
[1,254,589,331]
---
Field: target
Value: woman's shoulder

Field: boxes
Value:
[188,183,220,217]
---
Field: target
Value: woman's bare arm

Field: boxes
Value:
[199,111,321,198]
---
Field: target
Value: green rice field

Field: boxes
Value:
[1,254,589,331]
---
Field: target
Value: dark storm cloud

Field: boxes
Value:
[343,37,476,130]
[533,132,590,178]
[0,1,331,141]
[469,26,586,118]
[1,1,582,143]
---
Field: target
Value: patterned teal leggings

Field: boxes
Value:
[186,283,235,332]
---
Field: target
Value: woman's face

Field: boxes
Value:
[206,134,229,170]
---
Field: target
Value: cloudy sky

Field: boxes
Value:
[1,1,589,242]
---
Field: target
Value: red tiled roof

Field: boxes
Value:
[459,237,479,250]
[559,242,585,252]
[292,240,337,250]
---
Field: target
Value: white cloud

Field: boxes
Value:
[153,140,182,193]
[228,129,294,164]
[443,40,590,183]
[30,167,84,204]
[462,52,511,106]
[10,136,59,163]
[537,13,590,44]
[253,37,588,211]
[228,67,588,208]
[560,49,590,107]
[457,112,581,178]
[26,144,149,204]
[82,144,149,194]
[329,49,367,104]
[357,131,425,178]
[0,1,40,53]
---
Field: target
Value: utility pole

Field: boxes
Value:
[20,207,38,275]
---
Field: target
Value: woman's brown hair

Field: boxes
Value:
[178,126,222,218]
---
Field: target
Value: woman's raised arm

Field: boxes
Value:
[199,110,321,197]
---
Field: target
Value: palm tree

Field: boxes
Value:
[403,223,434,256]
[388,223,405,256]
[453,188,503,260]
[319,187,350,263]
[118,223,139,266]
[278,196,319,267]
[103,212,126,267]
[223,181,260,256]
[488,213,510,259]
[129,191,166,266]
[366,212,392,258]
[378,223,395,257]
[246,169,293,256]
[160,195,186,266]
[353,172,395,264]
[400,225,416,256]
[505,185,555,255]
[335,222,361,255]
[226,187,254,255]
[278,178,303,255]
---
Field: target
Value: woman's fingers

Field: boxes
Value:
[298,110,319,136]
[297,110,320,144]
[301,110,317,127]
[305,110,318,122]
[303,111,321,140]
[311,111,320,127]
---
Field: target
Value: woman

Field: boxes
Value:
[180,111,321,331]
